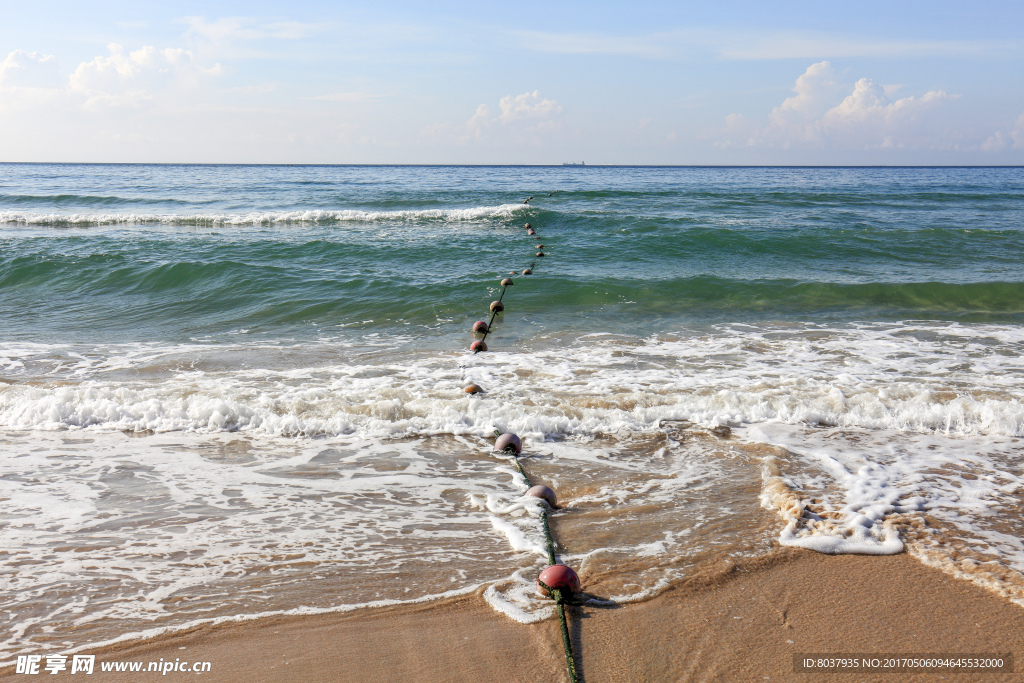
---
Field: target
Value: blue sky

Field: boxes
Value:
[1,1,1022,164]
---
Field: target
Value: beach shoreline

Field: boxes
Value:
[1,165,1022,681]
[8,548,1021,682]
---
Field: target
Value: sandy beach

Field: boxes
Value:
[9,549,1010,682]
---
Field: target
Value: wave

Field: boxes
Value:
[1,323,1021,438]
[1,380,1018,438]
[0,204,529,227]
[1,235,1021,313]
[0,194,206,207]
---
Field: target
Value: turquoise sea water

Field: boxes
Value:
[1,164,1022,659]
[2,165,1022,346]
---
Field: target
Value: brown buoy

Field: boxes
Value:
[526,484,556,507]
[537,244,544,248]
[536,251,545,257]
[470,340,487,352]
[522,268,532,275]
[472,321,488,334]
[500,278,513,287]
[464,384,484,394]
[489,301,504,312]
[527,228,536,235]
[494,432,522,454]
[524,223,531,229]
[537,564,580,597]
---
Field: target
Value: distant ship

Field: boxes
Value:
[562,161,585,166]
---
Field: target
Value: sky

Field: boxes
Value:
[1,0,1022,164]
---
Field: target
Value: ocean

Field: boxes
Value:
[0,163,1022,659]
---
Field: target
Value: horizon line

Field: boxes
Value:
[2,162,1023,169]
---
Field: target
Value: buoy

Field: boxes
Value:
[490,301,504,312]
[526,484,557,507]
[537,564,580,597]
[470,340,487,352]
[525,223,531,229]
[494,432,522,455]
[527,229,536,235]
[522,268,532,275]
[501,278,514,287]
[472,321,488,334]
[464,384,484,394]
[536,251,545,257]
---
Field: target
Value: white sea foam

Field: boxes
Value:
[483,569,554,624]
[751,423,1024,602]
[1,320,1023,656]
[0,322,1020,438]
[0,204,528,227]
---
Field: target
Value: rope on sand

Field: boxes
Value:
[464,202,582,682]
[539,579,580,683]
[498,432,578,683]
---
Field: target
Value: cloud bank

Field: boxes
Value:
[712,61,959,151]
[68,44,224,109]
[426,90,564,146]
[983,113,1024,152]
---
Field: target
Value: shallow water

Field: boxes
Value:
[0,164,1022,658]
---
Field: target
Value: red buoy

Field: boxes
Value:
[490,301,504,312]
[494,432,522,454]
[526,484,556,507]
[472,321,488,334]
[537,564,580,597]
[501,278,514,287]
[464,384,484,394]
[470,340,487,352]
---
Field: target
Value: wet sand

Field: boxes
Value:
[11,548,1020,682]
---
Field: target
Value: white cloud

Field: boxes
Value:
[498,90,562,123]
[718,35,1010,61]
[512,30,675,58]
[310,92,382,103]
[184,16,325,43]
[982,113,1024,151]
[512,28,1013,61]
[69,44,224,109]
[465,103,492,139]
[424,91,564,146]
[768,61,842,132]
[0,50,60,88]
[713,62,958,150]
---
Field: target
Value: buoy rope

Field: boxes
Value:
[502,445,557,566]
[471,209,579,682]
[538,580,579,683]
[476,285,506,351]
[474,257,536,354]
